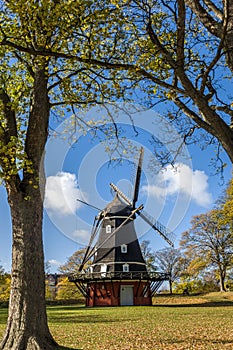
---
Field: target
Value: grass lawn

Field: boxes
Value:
[0,293,233,349]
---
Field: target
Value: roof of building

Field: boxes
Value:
[103,194,132,217]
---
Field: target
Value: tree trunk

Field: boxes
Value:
[0,185,58,350]
[224,1,233,73]
[169,278,173,294]
[0,65,59,349]
[219,267,226,292]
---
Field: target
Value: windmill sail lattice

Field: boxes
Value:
[109,183,174,247]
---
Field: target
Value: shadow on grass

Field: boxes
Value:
[48,306,85,312]
[59,347,82,350]
[49,314,130,324]
[154,300,233,308]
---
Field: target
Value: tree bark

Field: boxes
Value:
[0,187,58,350]
[219,276,226,292]
[218,265,226,292]
[169,278,173,294]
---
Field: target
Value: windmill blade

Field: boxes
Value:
[78,216,102,272]
[110,183,133,206]
[110,182,175,247]
[132,147,144,208]
[138,210,175,247]
[76,198,102,211]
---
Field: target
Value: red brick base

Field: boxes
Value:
[86,281,152,307]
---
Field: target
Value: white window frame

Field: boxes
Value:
[121,244,128,253]
[123,263,129,272]
[106,224,111,233]
[101,264,107,277]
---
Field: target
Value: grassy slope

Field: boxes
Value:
[0,293,233,349]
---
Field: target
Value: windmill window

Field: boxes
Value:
[101,264,107,277]
[121,244,127,253]
[123,264,129,272]
[106,224,111,233]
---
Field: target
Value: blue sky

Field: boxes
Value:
[0,103,232,273]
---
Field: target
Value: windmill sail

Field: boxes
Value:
[110,182,175,247]
[132,147,144,208]
[137,211,174,247]
[110,183,132,206]
[78,216,102,271]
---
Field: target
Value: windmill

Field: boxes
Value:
[69,147,175,306]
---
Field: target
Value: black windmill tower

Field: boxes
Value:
[70,147,175,306]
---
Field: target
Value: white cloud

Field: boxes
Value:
[48,259,61,267]
[142,163,212,207]
[71,229,90,242]
[44,172,86,216]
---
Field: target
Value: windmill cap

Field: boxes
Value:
[104,194,132,217]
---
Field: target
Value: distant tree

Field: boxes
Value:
[221,179,233,229]
[0,273,11,303]
[173,274,219,294]
[44,261,51,276]
[56,277,83,301]
[140,240,157,272]
[180,210,233,292]
[59,249,88,275]
[45,279,54,302]
[154,248,182,294]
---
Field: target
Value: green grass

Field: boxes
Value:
[1,293,233,349]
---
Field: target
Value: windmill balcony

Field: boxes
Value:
[68,271,170,283]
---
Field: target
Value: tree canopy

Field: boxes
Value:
[222,178,233,225]
[2,1,233,167]
[154,247,182,294]
[59,249,89,275]
[180,209,233,292]
[140,240,157,272]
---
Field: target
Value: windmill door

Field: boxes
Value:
[120,286,134,306]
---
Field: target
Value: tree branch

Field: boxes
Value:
[172,95,215,135]
[51,99,101,107]
[1,37,186,95]
[203,0,223,20]
[185,0,222,37]
[48,68,87,91]
[0,89,18,140]
[146,20,177,70]
[177,0,185,69]
[0,89,21,188]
